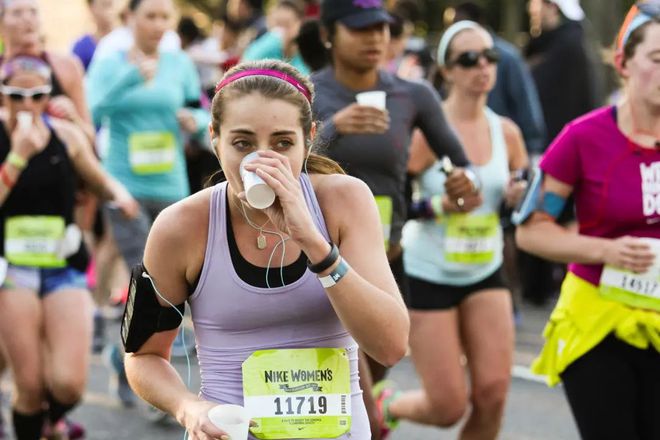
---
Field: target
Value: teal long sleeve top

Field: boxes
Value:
[86,50,210,201]
[242,31,310,76]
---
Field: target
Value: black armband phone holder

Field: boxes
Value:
[121,263,185,353]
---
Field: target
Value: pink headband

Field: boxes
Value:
[215,69,312,104]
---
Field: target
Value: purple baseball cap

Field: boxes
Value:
[321,0,392,29]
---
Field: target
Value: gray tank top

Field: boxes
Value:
[189,174,369,439]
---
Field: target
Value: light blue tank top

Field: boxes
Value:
[403,108,509,286]
[189,174,369,439]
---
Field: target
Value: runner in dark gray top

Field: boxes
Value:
[313,67,469,247]
[313,1,478,438]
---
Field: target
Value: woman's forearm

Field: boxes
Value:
[516,219,608,265]
[125,353,200,425]
[300,235,409,367]
[325,271,409,367]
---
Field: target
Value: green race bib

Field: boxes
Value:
[445,213,499,264]
[242,348,352,439]
[4,216,66,268]
[128,131,176,175]
[374,196,393,250]
[599,266,660,311]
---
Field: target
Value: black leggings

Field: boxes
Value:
[560,335,660,440]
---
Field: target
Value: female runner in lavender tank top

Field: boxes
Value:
[124,59,409,440]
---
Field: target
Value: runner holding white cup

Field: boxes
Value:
[240,152,276,209]
[639,237,660,276]
[208,404,251,439]
[355,91,386,110]
[17,111,33,132]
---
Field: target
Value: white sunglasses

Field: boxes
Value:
[1,85,52,101]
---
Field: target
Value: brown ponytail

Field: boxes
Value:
[305,153,345,175]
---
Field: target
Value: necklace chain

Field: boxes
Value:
[232,197,271,250]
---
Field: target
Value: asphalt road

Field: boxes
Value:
[0,302,580,440]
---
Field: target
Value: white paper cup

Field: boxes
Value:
[240,152,276,209]
[639,237,660,276]
[356,91,386,110]
[17,111,32,132]
[208,404,250,440]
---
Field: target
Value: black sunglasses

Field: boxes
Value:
[449,48,500,68]
[637,1,660,17]
[1,85,52,102]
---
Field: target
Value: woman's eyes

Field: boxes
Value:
[231,139,295,150]
[275,139,294,150]
[232,139,252,150]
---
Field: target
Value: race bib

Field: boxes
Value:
[128,131,176,175]
[600,266,660,311]
[4,216,66,268]
[374,196,393,250]
[243,348,352,439]
[444,213,499,264]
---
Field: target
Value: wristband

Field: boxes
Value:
[319,257,350,288]
[7,152,27,170]
[0,165,16,189]
[306,242,339,274]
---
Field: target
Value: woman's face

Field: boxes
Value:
[332,22,390,73]
[90,0,118,31]
[268,5,301,44]
[2,72,50,121]
[624,23,660,107]
[215,92,308,196]
[443,29,497,97]
[131,0,174,53]
[1,0,41,48]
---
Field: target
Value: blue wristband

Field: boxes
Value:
[318,258,350,288]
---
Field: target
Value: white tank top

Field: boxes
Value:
[403,107,509,286]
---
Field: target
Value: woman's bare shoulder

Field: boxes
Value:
[312,173,373,206]
[310,173,375,241]
[48,52,85,86]
[150,188,213,247]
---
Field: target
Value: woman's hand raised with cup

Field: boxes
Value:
[10,117,48,162]
[241,150,325,253]
[332,103,390,135]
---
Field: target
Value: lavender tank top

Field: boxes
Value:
[189,174,370,439]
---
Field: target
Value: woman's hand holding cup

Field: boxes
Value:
[240,150,325,252]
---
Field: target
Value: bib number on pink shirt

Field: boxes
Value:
[242,348,352,439]
[599,266,660,311]
[128,132,176,175]
[444,213,499,264]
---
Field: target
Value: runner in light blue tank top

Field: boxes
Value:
[122,60,408,440]
[404,108,509,286]
[377,21,529,439]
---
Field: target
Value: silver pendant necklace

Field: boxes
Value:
[237,199,271,250]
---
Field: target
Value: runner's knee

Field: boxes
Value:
[49,375,86,404]
[427,390,467,427]
[471,376,510,413]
